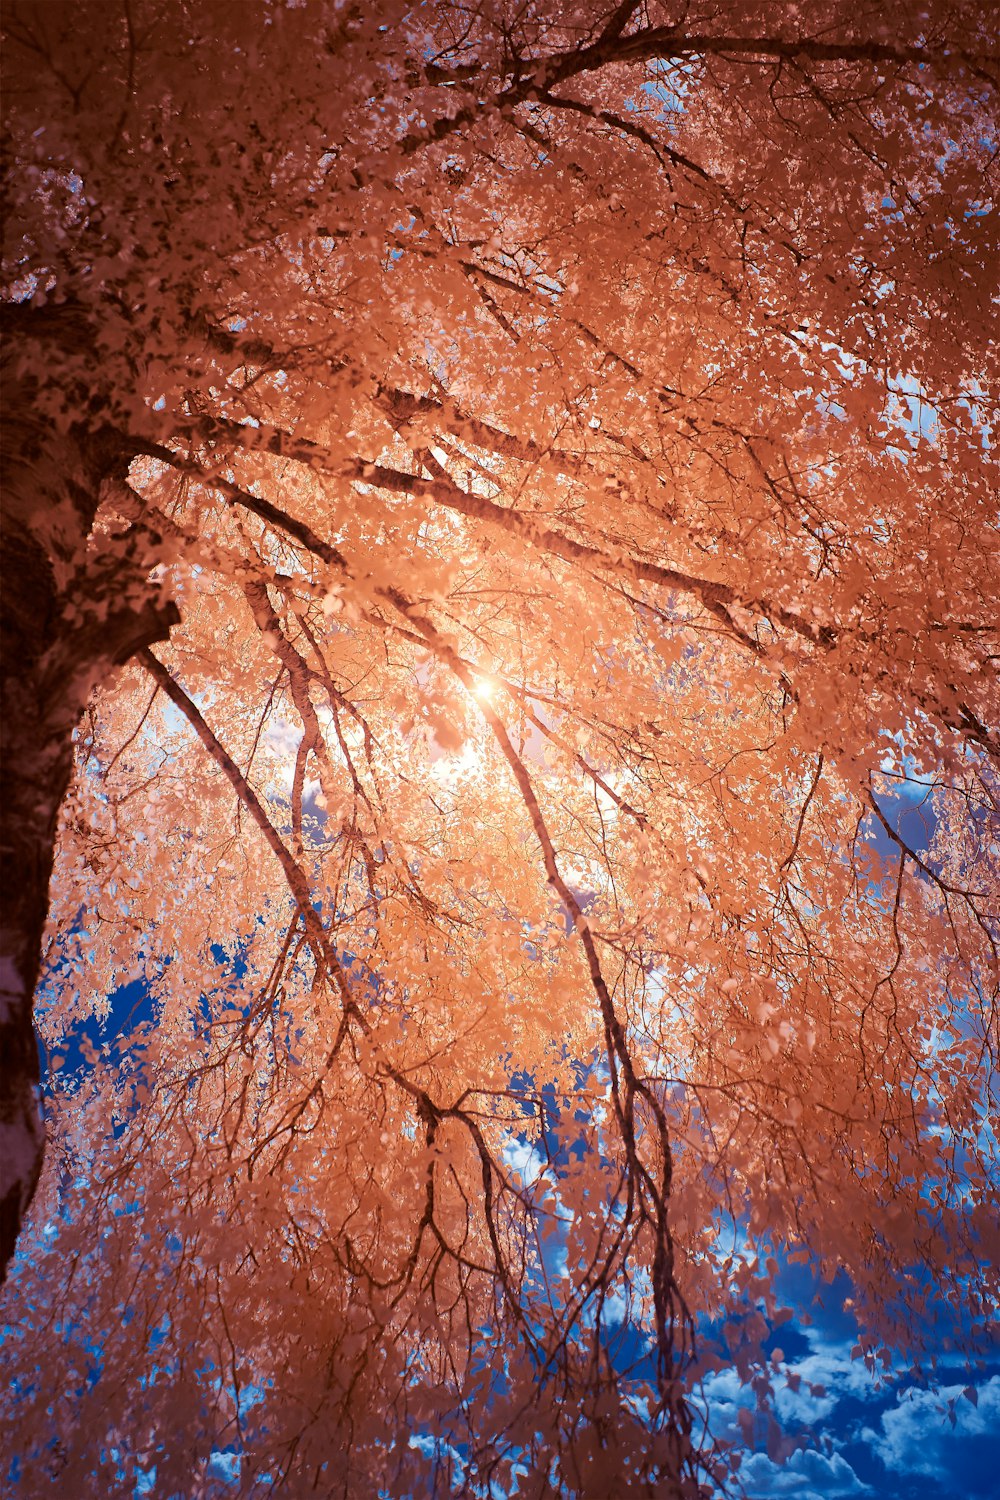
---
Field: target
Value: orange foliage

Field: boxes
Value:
[1,2,997,1495]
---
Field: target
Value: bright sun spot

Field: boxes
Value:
[430,736,485,786]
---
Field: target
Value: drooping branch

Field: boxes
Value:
[539,27,1000,90]
[399,25,998,161]
[168,412,836,651]
[370,581,695,1407]
[137,648,328,955]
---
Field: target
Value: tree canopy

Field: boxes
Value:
[1,1,997,1495]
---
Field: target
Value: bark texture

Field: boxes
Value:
[1,308,177,1282]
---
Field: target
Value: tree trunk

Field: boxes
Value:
[1,320,177,1281]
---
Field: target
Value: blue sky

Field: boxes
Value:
[702,1263,1000,1500]
[697,769,999,1499]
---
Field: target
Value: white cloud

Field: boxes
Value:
[700,1333,885,1442]
[863,1375,1000,1480]
[773,1336,887,1425]
[700,1318,1000,1499]
[740,1447,870,1499]
[502,1137,543,1187]
[697,1364,755,1443]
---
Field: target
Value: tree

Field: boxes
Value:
[1,0,997,1493]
